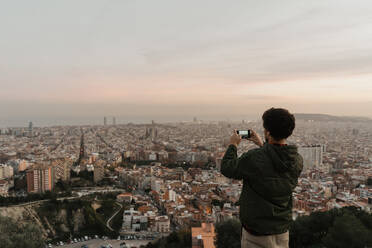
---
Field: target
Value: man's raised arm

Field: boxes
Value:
[221,144,245,179]
[220,130,246,180]
[220,129,262,180]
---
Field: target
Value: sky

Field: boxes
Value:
[1,0,372,126]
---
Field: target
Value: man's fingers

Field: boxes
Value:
[252,131,259,139]
[234,130,240,137]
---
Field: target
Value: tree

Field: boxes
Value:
[367,177,372,186]
[0,216,45,248]
[290,207,372,248]
[111,207,124,231]
[55,180,72,193]
[215,219,241,248]
[144,229,191,248]
[290,209,336,247]
[323,213,372,248]
[211,199,225,209]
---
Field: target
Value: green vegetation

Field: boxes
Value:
[290,207,372,248]
[163,162,191,170]
[215,219,241,248]
[96,199,120,219]
[111,206,125,232]
[211,199,228,209]
[135,160,160,166]
[0,215,44,248]
[36,195,121,241]
[94,192,121,201]
[71,170,94,181]
[54,180,72,193]
[96,177,116,187]
[13,175,27,191]
[70,170,95,187]
[144,229,191,248]
[213,207,372,248]
[366,177,372,186]
[163,161,215,170]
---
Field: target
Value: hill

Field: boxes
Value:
[0,193,123,244]
[294,113,372,122]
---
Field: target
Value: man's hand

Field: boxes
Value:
[229,130,242,148]
[248,130,264,147]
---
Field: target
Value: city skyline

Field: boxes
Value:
[2,0,372,126]
[1,111,372,128]
[1,2,372,245]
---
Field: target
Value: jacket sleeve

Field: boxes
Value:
[221,144,250,180]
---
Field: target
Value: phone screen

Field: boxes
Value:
[237,130,251,138]
[238,130,249,135]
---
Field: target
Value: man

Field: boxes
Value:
[221,108,303,248]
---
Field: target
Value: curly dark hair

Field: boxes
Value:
[262,108,295,140]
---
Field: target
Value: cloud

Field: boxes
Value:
[1,0,372,124]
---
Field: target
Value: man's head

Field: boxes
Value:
[262,108,295,143]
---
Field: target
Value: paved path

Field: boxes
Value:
[106,202,123,231]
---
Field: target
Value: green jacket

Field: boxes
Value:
[221,143,303,235]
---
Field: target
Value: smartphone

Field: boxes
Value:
[237,130,251,139]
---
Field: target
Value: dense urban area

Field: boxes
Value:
[0,114,371,248]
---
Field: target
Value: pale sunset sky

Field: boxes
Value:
[1,0,372,126]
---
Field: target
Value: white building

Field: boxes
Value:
[122,208,148,232]
[122,208,140,231]
[149,152,157,161]
[151,179,162,193]
[0,180,9,196]
[169,189,177,202]
[0,164,14,179]
[298,145,324,169]
[153,216,170,233]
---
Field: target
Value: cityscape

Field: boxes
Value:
[0,114,371,247]
[2,1,372,247]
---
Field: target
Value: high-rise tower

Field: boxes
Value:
[298,145,324,170]
[28,121,33,132]
[79,131,86,162]
[28,121,33,137]
[26,165,55,193]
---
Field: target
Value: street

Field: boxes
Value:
[60,239,151,248]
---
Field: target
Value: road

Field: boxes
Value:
[0,196,81,208]
[60,239,151,248]
[106,202,123,231]
[1,187,126,208]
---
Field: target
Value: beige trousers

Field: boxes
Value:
[241,228,289,248]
